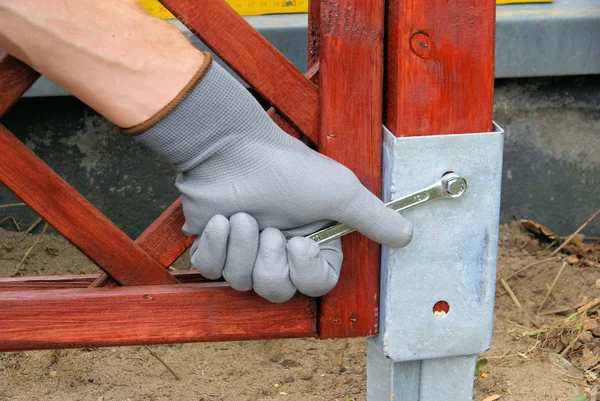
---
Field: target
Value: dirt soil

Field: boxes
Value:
[0,221,599,401]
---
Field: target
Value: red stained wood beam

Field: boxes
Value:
[0,54,40,117]
[1,271,209,292]
[0,126,178,286]
[0,283,317,352]
[316,0,385,339]
[267,63,320,142]
[384,0,496,136]
[160,0,319,143]
[89,197,193,287]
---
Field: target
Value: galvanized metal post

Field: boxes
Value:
[367,125,504,400]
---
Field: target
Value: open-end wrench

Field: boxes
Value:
[306,173,467,245]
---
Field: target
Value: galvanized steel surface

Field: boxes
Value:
[376,124,504,362]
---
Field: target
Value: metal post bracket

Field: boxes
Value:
[377,123,504,362]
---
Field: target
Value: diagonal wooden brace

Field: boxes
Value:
[0,126,179,286]
[0,54,40,116]
[160,0,319,143]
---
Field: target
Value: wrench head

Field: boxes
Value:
[442,174,467,198]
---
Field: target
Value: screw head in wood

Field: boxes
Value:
[410,32,435,59]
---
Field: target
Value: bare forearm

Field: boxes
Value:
[0,0,203,127]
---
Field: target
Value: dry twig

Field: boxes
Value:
[143,345,181,381]
[500,279,521,308]
[505,256,560,281]
[25,217,43,234]
[538,262,567,313]
[577,298,600,315]
[560,328,586,357]
[13,222,48,276]
[551,207,600,256]
[539,307,573,316]
[0,203,26,209]
[0,216,21,231]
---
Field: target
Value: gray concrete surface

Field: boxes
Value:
[0,98,179,238]
[495,75,600,236]
[1,75,599,238]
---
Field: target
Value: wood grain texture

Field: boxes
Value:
[160,0,319,143]
[90,197,193,287]
[384,0,496,136]
[316,0,385,339]
[0,283,316,351]
[1,271,209,292]
[0,55,39,117]
[266,63,320,143]
[0,126,178,286]
[308,0,322,75]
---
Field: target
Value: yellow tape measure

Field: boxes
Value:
[137,0,308,19]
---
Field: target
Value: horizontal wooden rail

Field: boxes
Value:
[160,0,319,143]
[0,126,178,286]
[0,271,208,292]
[0,283,317,351]
[0,54,40,116]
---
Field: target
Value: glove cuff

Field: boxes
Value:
[121,52,213,136]
[126,51,286,174]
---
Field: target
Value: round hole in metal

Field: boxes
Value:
[433,301,450,316]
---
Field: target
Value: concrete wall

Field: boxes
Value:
[1,75,599,238]
[495,75,600,236]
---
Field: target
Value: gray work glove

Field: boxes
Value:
[136,58,413,302]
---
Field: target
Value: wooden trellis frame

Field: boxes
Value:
[0,0,495,351]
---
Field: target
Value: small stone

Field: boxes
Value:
[281,359,301,368]
[87,378,95,383]
[49,370,57,377]
[279,392,288,396]
[548,352,572,370]
[580,330,594,343]
[284,377,295,383]
[595,278,600,289]
[300,375,313,381]
[273,383,280,389]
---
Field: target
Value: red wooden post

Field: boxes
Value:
[384,0,496,136]
[316,0,385,338]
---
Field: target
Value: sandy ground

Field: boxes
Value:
[0,221,599,401]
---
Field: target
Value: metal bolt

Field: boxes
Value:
[445,177,466,197]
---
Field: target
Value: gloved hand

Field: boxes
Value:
[135,54,413,302]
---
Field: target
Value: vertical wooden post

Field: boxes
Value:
[384,0,496,137]
[316,0,385,338]
[367,1,497,399]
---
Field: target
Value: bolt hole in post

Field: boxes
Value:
[433,301,450,316]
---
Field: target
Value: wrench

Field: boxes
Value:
[306,173,467,245]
